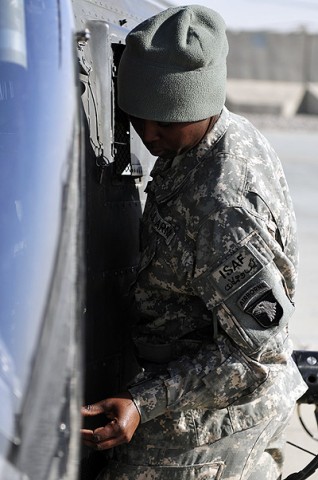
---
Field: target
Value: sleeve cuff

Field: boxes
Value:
[128,375,169,424]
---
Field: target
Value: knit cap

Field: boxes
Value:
[118,5,228,122]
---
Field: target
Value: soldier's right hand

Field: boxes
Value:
[80,392,141,450]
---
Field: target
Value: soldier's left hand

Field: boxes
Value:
[80,392,140,450]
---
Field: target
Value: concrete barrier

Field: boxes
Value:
[226,31,318,115]
[226,79,306,116]
[298,82,318,114]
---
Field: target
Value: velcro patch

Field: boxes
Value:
[238,281,271,310]
[245,290,283,328]
[211,245,263,295]
[149,205,175,245]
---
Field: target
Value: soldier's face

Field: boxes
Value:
[129,116,211,159]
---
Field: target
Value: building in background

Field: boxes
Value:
[226,30,318,116]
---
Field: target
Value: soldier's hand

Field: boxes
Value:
[80,392,140,450]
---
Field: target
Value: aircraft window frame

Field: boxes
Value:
[111,43,133,176]
[78,22,143,179]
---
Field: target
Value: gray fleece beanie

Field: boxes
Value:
[118,5,228,122]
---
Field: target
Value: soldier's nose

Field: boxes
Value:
[142,120,160,143]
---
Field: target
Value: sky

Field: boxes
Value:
[170,0,318,32]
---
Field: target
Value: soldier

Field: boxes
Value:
[81,5,307,479]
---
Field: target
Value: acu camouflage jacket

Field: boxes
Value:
[128,107,307,424]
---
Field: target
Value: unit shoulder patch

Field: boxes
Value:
[241,287,283,328]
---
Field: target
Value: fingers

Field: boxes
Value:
[80,422,122,450]
[80,428,95,447]
[80,394,140,450]
[81,402,105,417]
[89,421,132,450]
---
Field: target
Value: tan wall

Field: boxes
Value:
[227,31,318,83]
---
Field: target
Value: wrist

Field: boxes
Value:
[128,377,168,423]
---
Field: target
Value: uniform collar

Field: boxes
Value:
[147,107,230,203]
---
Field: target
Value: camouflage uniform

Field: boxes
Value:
[98,108,307,479]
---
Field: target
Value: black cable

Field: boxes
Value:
[283,400,318,479]
[286,441,316,457]
[297,404,318,441]
[283,453,318,480]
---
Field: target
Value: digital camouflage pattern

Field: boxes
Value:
[98,108,307,479]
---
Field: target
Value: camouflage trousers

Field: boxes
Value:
[96,402,293,480]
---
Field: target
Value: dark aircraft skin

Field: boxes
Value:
[0,1,317,479]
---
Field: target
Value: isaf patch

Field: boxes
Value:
[212,245,263,295]
[238,283,283,328]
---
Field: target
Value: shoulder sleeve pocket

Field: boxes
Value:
[193,231,294,355]
[216,265,294,356]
